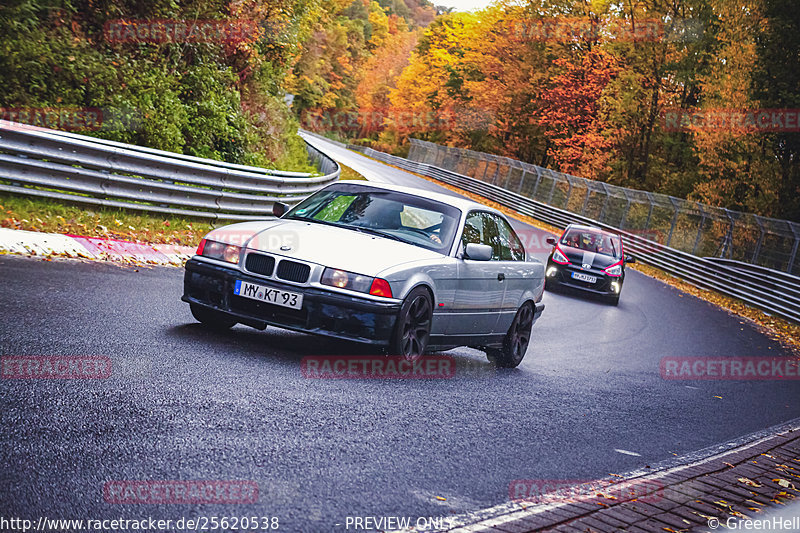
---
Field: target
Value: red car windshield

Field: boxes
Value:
[560,229,622,258]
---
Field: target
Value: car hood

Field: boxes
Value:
[560,245,621,269]
[244,219,444,276]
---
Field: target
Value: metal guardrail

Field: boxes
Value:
[408,139,800,276]
[0,121,340,221]
[347,143,800,324]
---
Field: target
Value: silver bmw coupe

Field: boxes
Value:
[183,181,545,367]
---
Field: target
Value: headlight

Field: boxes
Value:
[321,268,373,293]
[321,268,393,298]
[197,239,242,264]
[604,262,622,277]
[552,247,570,265]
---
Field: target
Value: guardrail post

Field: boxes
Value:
[582,185,591,216]
[717,209,735,259]
[490,158,502,185]
[531,166,543,198]
[598,182,610,222]
[644,192,655,230]
[666,198,679,248]
[480,156,491,182]
[518,169,527,193]
[752,216,766,264]
[547,171,558,205]
[788,224,800,274]
[563,177,574,209]
[619,190,632,229]
[692,203,706,255]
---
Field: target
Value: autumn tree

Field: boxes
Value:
[536,48,621,180]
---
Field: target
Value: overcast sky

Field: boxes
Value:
[434,0,495,12]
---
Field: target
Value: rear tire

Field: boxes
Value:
[190,303,237,330]
[486,302,534,368]
[390,287,432,362]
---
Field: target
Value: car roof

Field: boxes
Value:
[564,224,620,237]
[334,180,503,217]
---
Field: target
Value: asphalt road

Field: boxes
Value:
[1,141,799,531]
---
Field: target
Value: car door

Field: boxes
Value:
[490,214,530,333]
[449,211,506,336]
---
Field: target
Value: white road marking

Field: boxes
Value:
[614,449,642,456]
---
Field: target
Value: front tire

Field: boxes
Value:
[190,303,237,330]
[390,287,432,361]
[486,302,534,368]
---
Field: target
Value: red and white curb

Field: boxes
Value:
[0,228,195,266]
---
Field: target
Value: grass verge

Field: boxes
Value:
[0,193,215,246]
[339,163,367,181]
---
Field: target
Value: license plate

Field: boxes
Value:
[571,272,597,283]
[234,280,303,310]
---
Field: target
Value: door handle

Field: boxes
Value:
[497,273,505,281]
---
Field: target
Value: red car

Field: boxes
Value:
[544,224,636,305]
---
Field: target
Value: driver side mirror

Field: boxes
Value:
[273,202,290,217]
[624,254,636,264]
[545,236,556,246]
[464,243,493,261]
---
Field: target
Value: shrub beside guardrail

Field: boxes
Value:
[0,121,340,221]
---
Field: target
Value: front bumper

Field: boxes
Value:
[182,258,401,345]
[545,261,621,295]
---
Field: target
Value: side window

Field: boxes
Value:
[493,216,526,261]
[462,212,485,247]
[462,212,503,260]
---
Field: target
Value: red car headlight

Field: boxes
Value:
[604,261,623,277]
[552,247,570,265]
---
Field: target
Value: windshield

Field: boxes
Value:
[285,183,460,253]
[560,228,622,258]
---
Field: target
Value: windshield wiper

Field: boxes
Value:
[285,215,407,243]
[284,215,345,230]
[349,226,406,243]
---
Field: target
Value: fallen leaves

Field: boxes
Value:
[738,477,762,488]
[739,477,764,487]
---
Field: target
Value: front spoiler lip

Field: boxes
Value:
[183,258,400,345]
[547,262,620,295]
[533,302,545,321]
